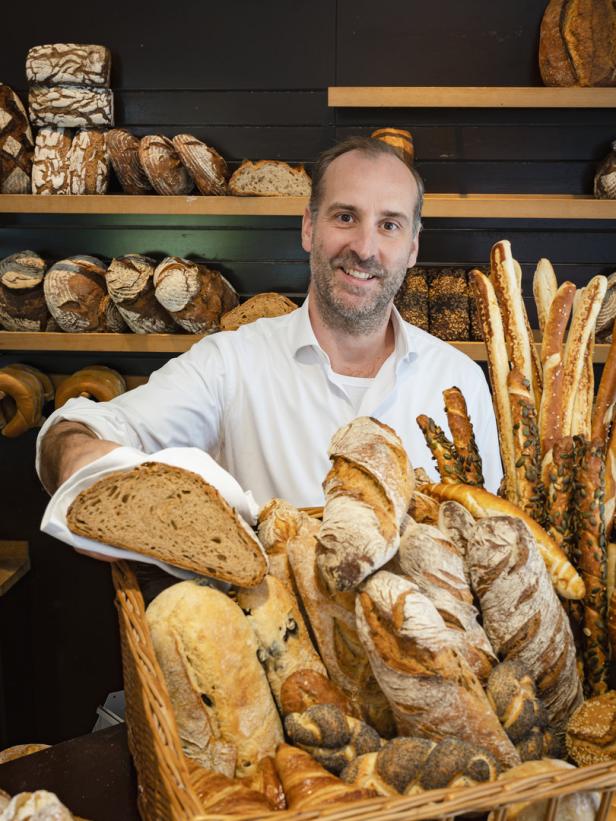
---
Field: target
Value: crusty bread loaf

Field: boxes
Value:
[0,790,75,821]
[106,129,152,194]
[436,500,476,570]
[539,0,578,86]
[146,580,282,777]
[29,84,113,128]
[236,575,327,711]
[0,251,49,332]
[317,417,414,592]
[26,44,111,86]
[562,0,616,87]
[220,292,297,331]
[67,462,269,584]
[153,256,239,334]
[0,84,33,194]
[467,515,583,735]
[228,160,311,196]
[280,669,357,718]
[398,521,497,684]
[425,482,585,600]
[407,490,440,524]
[370,127,414,165]
[356,571,520,769]
[172,134,227,195]
[138,135,193,196]
[54,365,126,409]
[68,128,109,194]
[106,253,177,334]
[256,498,303,588]
[428,268,470,341]
[31,126,72,195]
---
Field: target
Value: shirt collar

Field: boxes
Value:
[288,294,417,366]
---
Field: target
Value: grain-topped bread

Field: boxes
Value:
[67,461,268,585]
[220,292,298,330]
[228,160,311,196]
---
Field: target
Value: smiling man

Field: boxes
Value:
[37,136,502,515]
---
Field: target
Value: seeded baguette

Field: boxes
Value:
[442,387,484,486]
[67,462,268,585]
[507,368,545,525]
[416,414,465,484]
[542,436,577,557]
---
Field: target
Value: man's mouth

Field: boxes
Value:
[340,266,376,281]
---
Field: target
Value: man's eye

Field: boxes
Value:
[382,221,399,232]
[337,213,354,223]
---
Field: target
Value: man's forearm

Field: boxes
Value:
[38,420,122,495]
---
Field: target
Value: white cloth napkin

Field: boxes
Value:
[41,446,261,579]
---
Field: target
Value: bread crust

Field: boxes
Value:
[172,134,227,195]
[0,368,45,437]
[442,386,484,486]
[416,414,465,484]
[591,330,616,444]
[228,160,311,197]
[106,129,152,194]
[220,292,297,331]
[54,365,126,409]
[106,253,177,334]
[539,0,578,86]
[507,368,545,524]
[533,258,559,335]
[138,135,193,196]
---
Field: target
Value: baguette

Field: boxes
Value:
[416,414,465,484]
[541,436,576,556]
[442,386,484,486]
[507,368,545,524]
[257,498,302,588]
[425,482,585,600]
[605,421,616,537]
[538,281,576,455]
[533,258,558,337]
[513,257,543,408]
[470,269,517,502]
[572,334,594,439]
[591,329,616,445]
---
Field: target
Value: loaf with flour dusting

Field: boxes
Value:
[139,135,192,195]
[0,251,49,332]
[106,253,177,334]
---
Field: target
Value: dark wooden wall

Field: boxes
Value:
[0,0,614,746]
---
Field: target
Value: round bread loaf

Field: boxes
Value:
[68,128,109,194]
[0,251,50,331]
[44,255,126,332]
[172,134,227,195]
[0,84,33,194]
[566,689,616,766]
[370,127,414,165]
[153,256,238,333]
[107,253,177,333]
[220,292,297,331]
[138,135,193,195]
[54,365,126,409]
[106,129,152,194]
[31,125,72,195]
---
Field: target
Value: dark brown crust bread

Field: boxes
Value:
[539,0,578,86]
[106,129,152,194]
[562,0,616,86]
[443,386,484,486]
[428,268,470,341]
[172,134,228,195]
[138,135,193,196]
[0,251,49,332]
[416,414,465,484]
[566,691,616,766]
[0,84,33,194]
[591,329,616,444]
[394,267,429,331]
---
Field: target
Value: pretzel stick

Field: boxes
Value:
[442,386,484,486]
[416,414,465,484]
[591,320,616,445]
[470,269,517,504]
[533,258,558,336]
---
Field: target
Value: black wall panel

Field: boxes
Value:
[0,0,615,746]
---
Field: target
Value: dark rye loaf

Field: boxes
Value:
[67,462,269,586]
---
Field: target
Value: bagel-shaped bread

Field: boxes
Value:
[2,363,54,402]
[0,367,45,437]
[54,364,126,409]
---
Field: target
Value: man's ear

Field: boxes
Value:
[301,206,313,253]
[407,232,419,268]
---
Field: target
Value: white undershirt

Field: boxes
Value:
[331,354,395,414]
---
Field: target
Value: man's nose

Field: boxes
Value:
[347,222,379,263]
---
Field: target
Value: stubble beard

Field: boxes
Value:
[309,241,408,335]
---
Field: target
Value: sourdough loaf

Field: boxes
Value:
[106,129,152,194]
[29,84,114,128]
[0,84,33,194]
[153,256,238,334]
[54,365,126,409]
[220,292,297,331]
[26,44,111,86]
[67,462,268,584]
[172,134,227,195]
[228,160,311,196]
[68,129,109,194]
[0,251,49,332]
[138,135,193,195]
[31,126,72,195]
[146,580,282,777]
[106,253,177,334]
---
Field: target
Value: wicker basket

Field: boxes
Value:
[112,560,616,821]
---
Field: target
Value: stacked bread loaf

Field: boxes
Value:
[0,84,33,193]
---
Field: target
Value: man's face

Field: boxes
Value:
[302,149,419,334]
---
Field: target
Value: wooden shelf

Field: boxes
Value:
[1,331,612,363]
[1,194,615,220]
[328,86,616,108]
[0,541,30,597]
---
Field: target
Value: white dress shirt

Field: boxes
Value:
[36,297,502,507]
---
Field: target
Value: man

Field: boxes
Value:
[37,136,502,513]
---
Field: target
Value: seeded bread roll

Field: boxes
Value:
[31,126,72,195]
[106,253,177,334]
[68,128,109,194]
[29,84,113,128]
[153,256,239,333]
[394,266,429,331]
[228,160,311,196]
[0,84,33,194]
[428,268,470,341]
[106,129,152,194]
[54,365,126,409]
[139,135,193,196]
[0,251,50,332]
[220,292,297,331]
[146,580,283,777]
[566,690,616,765]
[172,134,227,195]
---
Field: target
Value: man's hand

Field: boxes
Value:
[38,420,121,495]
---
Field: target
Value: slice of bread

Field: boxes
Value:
[228,160,311,196]
[220,292,297,331]
[66,462,268,585]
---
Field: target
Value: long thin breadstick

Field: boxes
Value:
[470,269,517,504]
[591,327,616,445]
[514,258,543,410]
[572,335,594,439]
[533,258,558,335]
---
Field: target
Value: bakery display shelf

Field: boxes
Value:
[328,85,616,108]
[1,331,613,363]
[0,541,30,597]
[1,193,615,220]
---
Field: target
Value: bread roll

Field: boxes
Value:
[54,365,126,409]
[370,127,414,165]
[68,128,109,194]
[138,135,193,195]
[26,44,111,86]
[228,160,311,196]
[172,134,227,195]
[31,126,72,195]
[566,690,616,765]
[106,129,152,194]
[106,254,177,334]
[0,251,49,332]
[220,292,297,330]
[355,570,520,769]
[153,256,239,334]
[0,84,33,194]
[146,580,283,778]
[29,84,113,128]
